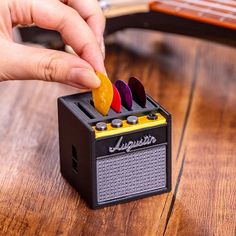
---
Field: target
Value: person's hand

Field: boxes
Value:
[0,0,106,89]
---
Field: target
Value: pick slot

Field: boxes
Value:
[131,100,143,111]
[77,102,95,119]
[146,97,159,108]
[107,109,117,116]
[79,100,104,118]
[120,106,128,113]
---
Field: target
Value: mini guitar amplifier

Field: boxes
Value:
[58,92,171,209]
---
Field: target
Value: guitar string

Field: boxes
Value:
[179,0,236,12]
[208,0,236,7]
[155,0,236,21]
[175,0,236,22]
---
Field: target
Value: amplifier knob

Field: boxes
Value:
[127,116,138,125]
[96,122,107,131]
[111,119,123,128]
[147,113,158,120]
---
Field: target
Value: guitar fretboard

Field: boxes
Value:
[150,0,236,29]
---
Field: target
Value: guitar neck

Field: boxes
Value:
[103,0,236,47]
[150,0,236,30]
[102,0,236,29]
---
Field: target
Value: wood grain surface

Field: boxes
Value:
[0,30,236,236]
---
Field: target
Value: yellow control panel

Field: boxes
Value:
[93,113,167,138]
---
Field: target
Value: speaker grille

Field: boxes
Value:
[96,145,167,203]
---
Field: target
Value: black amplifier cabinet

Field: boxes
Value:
[58,92,171,209]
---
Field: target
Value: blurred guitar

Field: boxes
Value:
[102,0,236,46]
[19,0,236,48]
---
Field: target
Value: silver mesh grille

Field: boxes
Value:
[96,145,167,203]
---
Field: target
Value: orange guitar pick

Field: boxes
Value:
[92,72,113,116]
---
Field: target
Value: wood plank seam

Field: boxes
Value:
[154,196,169,235]
[163,151,187,235]
[176,48,200,161]
[124,202,138,235]
[158,46,201,235]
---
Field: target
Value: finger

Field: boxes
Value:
[62,0,106,48]
[0,40,101,89]
[9,0,105,72]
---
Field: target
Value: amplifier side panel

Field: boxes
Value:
[58,99,94,205]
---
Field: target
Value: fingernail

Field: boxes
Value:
[97,36,106,60]
[65,45,77,55]
[101,40,106,60]
[68,68,101,89]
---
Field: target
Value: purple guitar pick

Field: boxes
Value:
[115,80,133,110]
[128,77,146,108]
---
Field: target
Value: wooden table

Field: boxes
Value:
[0,30,236,236]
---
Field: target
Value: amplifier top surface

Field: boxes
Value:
[58,92,170,139]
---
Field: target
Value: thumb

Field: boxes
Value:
[0,41,101,89]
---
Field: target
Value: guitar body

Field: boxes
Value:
[104,1,236,47]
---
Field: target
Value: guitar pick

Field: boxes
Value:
[128,77,146,108]
[115,80,133,110]
[111,85,121,113]
[92,72,113,116]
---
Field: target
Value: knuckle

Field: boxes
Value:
[38,52,61,82]
[57,8,78,32]
[80,42,95,55]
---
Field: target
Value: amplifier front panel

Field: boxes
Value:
[96,145,167,204]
